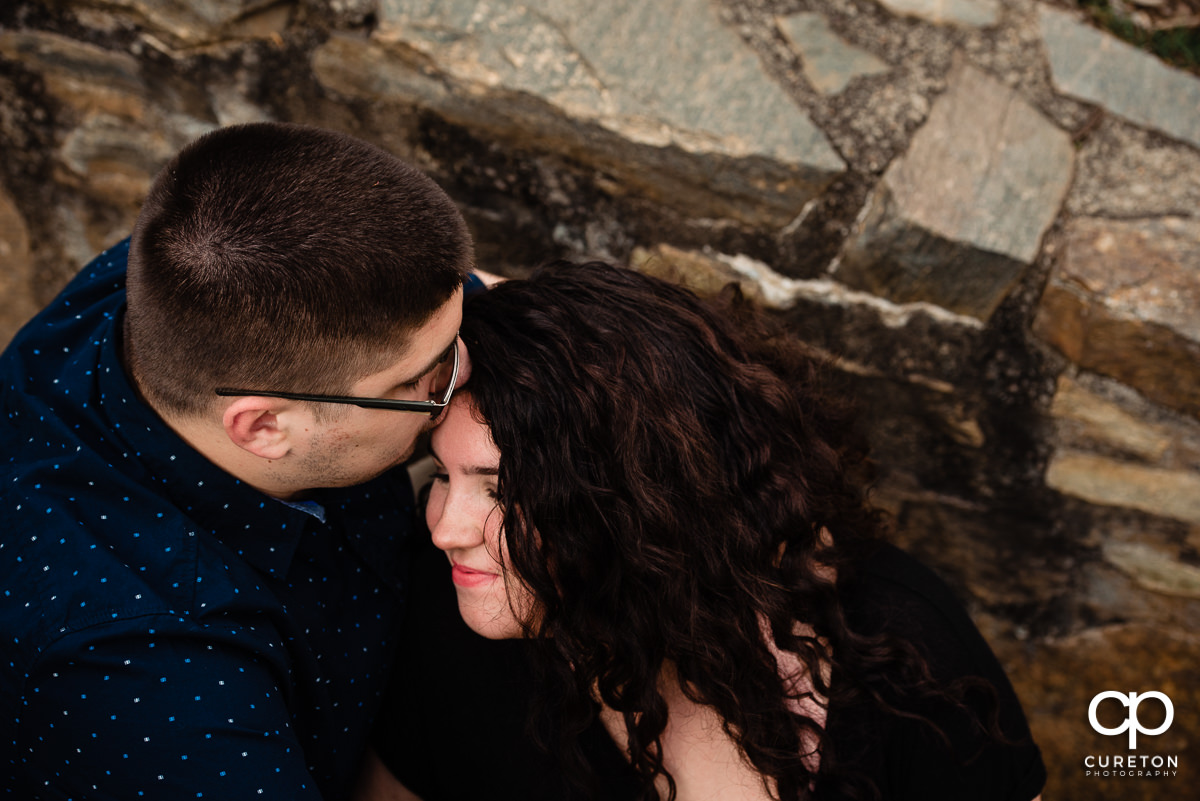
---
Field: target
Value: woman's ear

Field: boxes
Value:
[221,397,296,460]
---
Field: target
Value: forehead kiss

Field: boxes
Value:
[426,394,528,640]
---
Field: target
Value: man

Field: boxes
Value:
[0,122,479,798]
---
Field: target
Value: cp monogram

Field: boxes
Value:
[1088,691,1174,749]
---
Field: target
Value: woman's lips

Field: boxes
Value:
[451,563,499,589]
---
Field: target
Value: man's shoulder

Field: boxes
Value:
[0,432,272,674]
[1,237,162,522]
[0,478,200,646]
[0,605,324,800]
[45,239,131,314]
[2,240,131,441]
[1,412,156,526]
[2,238,129,354]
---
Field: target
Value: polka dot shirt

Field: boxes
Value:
[1,240,415,799]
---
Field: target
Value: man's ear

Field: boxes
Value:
[222,397,299,460]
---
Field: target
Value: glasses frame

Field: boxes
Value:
[215,335,460,417]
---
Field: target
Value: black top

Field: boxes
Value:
[820,545,1046,800]
[374,537,1045,800]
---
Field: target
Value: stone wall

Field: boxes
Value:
[2,1,1197,797]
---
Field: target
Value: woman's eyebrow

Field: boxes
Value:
[427,443,499,477]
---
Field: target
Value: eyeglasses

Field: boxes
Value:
[215,336,460,417]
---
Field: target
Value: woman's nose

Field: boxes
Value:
[429,496,483,552]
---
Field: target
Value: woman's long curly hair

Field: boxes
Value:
[460,262,933,800]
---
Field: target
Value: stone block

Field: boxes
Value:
[836,62,1074,320]
[875,0,1000,27]
[1045,449,1200,525]
[1102,542,1200,600]
[0,31,145,120]
[1049,375,1172,462]
[631,246,986,330]
[777,12,890,95]
[0,183,37,351]
[629,245,762,302]
[1068,120,1200,220]
[1002,625,1198,801]
[57,113,212,208]
[1033,217,1200,419]
[314,0,846,226]
[1040,6,1200,150]
[75,0,291,46]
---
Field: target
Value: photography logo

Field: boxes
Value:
[1084,691,1179,779]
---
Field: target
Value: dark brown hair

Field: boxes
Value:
[125,122,472,415]
[461,261,921,800]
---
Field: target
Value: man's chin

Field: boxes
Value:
[360,451,416,485]
[309,453,417,490]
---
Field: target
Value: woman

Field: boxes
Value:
[372,261,1045,801]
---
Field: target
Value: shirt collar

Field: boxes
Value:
[96,311,413,584]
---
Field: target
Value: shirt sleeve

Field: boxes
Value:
[15,619,326,800]
[829,545,1046,801]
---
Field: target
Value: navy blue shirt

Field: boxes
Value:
[1,240,415,799]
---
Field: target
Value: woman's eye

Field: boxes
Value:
[431,471,449,484]
[486,487,504,504]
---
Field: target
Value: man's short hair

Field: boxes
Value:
[125,122,472,417]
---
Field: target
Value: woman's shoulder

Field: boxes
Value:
[839,543,1001,678]
[825,542,1047,801]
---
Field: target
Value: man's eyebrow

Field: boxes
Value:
[397,336,457,386]
[428,444,499,477]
